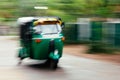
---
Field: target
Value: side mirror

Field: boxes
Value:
[61,22,65,28]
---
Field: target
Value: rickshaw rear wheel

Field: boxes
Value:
[18,57,24,65]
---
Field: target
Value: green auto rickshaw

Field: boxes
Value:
[17,16,65,69]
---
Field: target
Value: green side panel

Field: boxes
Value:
[19,47,29,58]
[19,39,31,57]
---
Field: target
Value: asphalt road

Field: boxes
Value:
[0,36,120,80]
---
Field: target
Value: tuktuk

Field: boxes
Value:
[17,17,65,69]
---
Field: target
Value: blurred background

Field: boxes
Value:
[0,1,120,80]
[0,0,120,53]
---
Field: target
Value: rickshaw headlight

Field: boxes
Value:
[35,39,42,43]
[61,37,65,41]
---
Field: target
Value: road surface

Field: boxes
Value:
[0,36,120,80]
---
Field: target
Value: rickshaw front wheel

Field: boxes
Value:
[50,59,58,70]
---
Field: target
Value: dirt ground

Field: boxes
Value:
[64,45,120,64]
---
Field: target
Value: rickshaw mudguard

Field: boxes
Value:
[49,51,60,60]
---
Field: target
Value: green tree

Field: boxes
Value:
[0,0,119,22]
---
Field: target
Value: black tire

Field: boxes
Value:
[50,59,58,70]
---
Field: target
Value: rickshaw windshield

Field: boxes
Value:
[33,24,62,35]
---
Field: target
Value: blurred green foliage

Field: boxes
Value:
[0,0,120,22]
[88,41,115,54]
